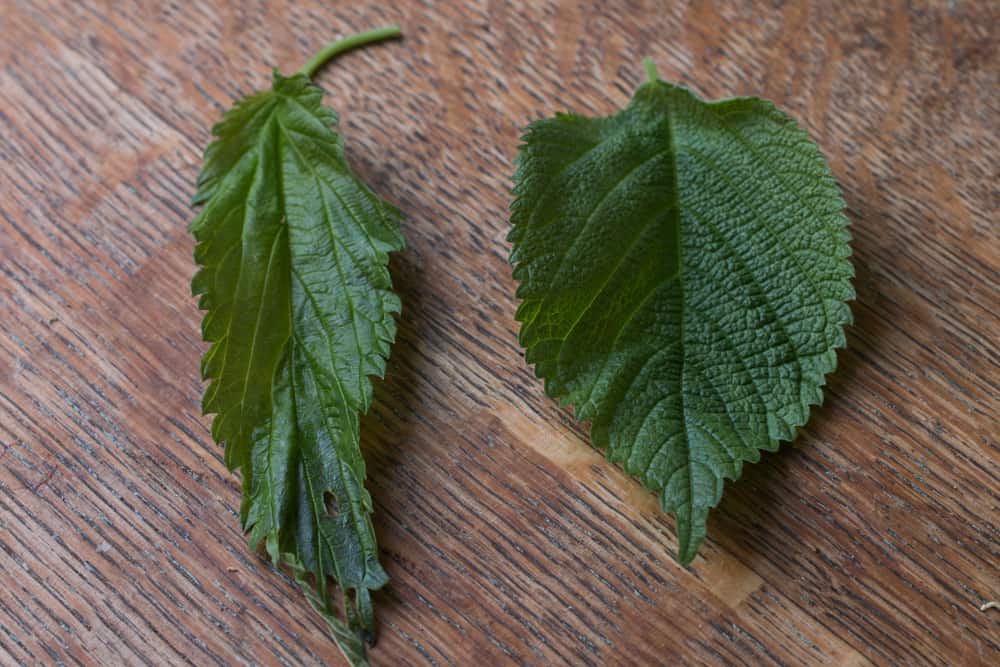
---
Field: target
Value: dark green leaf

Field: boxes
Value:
[509,65,853,564]
[191,66,402,664]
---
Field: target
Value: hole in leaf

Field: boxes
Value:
[324,491,339,518]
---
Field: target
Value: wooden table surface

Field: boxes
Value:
[1,1,997,665]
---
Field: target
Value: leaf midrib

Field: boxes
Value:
[660,88,699,558]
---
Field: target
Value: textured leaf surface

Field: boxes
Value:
[190,72,403,662]
[509,75,853,563]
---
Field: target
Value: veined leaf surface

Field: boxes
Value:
[509,64,853,563]
[190,31,403,664]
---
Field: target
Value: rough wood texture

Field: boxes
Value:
[1,1,997,665]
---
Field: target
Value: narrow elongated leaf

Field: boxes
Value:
[190,44,403,663]
[509,65,853,564]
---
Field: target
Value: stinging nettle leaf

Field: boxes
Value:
[189,26,403,665]
[509,61,853,564]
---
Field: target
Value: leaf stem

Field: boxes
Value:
[298,25,402,79]
[643,57,659,83]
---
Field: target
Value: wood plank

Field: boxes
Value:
[0,1,996,665]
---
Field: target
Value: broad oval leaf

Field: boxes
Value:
[509,70,853,564]
[190,71,403,661]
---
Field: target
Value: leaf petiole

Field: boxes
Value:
[298,24,402,79]
[642,57,659,83]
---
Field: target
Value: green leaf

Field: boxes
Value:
[509,63,853,564]
[190,28,402,665]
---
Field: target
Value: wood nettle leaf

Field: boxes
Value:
[509,61,853,564]
[189,27,403,665]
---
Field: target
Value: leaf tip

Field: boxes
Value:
[675,525,704,566]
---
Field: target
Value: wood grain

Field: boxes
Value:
[1,1,997,665]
